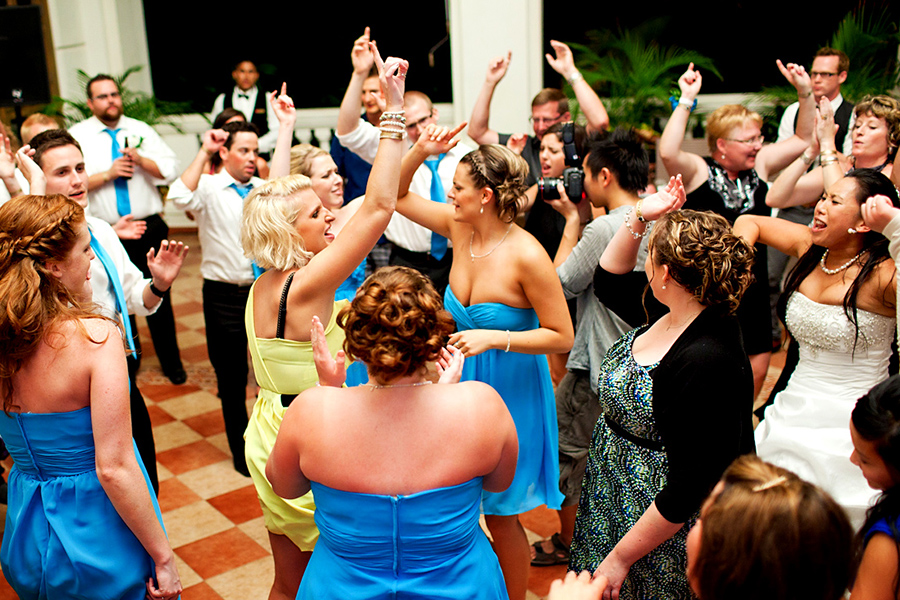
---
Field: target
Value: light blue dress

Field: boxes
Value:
[297,478,507,600]
[0,408,165,600]
[444,287,564,515]
[336,259,369,387]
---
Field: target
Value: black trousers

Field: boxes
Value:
[202,279,250,471]
[128,354,159,494]
[120,214,184,376]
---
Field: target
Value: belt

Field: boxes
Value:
[604,414,664,451]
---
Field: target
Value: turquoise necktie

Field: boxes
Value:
[424,154,447,260]
[230,182,263,278]
[90,231,136,354]
[104,128,131,216]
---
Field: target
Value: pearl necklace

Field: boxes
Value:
[469,225,513,262]
[363,381,433,391]
[819,249,865,275]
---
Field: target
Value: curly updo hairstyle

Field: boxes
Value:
[338,266,455,383]
[459,145,529,223]
[691,455,854,600]
[648,209,754,313]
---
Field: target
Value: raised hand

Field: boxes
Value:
[201,129,229,157]
[485,51,512,84]
[862,194,900,234]
[351,27,376,75]
[678,63,703,100]
[505,133,528,155]
[640,175,686,221]
[436,344,465,384]
[776,60,812,96]
[15,145,46,194]
[112,215,148,240]
[546,40,578,79]
[269,82,296,126]
[0,133,15,182]
[815,95,836,148]
[415,122,467,157]
[372,42,409,112]
[146,240,188,291]
[311,315,346,387]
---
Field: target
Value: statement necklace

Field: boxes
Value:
[470,225,513,262]
[363,381,433,391]
[819,249,865,275]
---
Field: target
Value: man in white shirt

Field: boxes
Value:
[168,121,264,477]
[69,74,186,385]
[211,60,279,157]
[24,128,188,494]
[336,28,470,293]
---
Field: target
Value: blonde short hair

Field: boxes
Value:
[706,105,763,155]
[241,175,315,270]
[289,144,329,177]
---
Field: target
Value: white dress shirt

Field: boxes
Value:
[88,216,157,318]
[777,93,855,156]
[69,116,179,223]
[168,171,263,284]
[211,86,280,155]
[337,120,471,252]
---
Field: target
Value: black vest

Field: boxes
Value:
[224,88,269,138]
[794,98,854,151]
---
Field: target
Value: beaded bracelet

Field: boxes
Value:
[566,71,584,86]
[669,95,697,113]
[635,199,646,222]
[624,209,646,239]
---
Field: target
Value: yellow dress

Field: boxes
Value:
[244,281,349,550]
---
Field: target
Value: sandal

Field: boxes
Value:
[530,532,570,567]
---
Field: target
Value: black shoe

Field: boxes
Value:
[164,368,187,385]
[234,461,251,478]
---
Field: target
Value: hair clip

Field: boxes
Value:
[751,475,787,492]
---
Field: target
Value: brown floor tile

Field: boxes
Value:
[175,527,269,579]
[528,563,568,597]
[147,404,176,426]
[158,477,204,513]
[181,343,210,363]
[157,440,230,475]
[0,569,16,599]
[182,582,225,600]
[142,383,202,402]
[207,485,264,525]
[183,410,226,437]
[520,505,562,539]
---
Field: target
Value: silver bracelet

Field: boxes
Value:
[566,71,584,86]
[624,209,646,239]
[505,330,511,353]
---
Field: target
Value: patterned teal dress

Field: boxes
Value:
[569,327,694,600]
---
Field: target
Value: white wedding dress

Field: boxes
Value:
[756,292,893,527]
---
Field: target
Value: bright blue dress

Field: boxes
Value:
[336,259,369,387]
[444,287,564,515]
[297,478,508,600]
[0,408,165,600]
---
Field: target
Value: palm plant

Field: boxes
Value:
[45,66,191,130]
[565,19,720,138]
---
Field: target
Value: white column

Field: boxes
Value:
[449,0,544,143]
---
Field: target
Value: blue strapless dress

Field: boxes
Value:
[0,407,165,600]
[297,478,508,600]
[336,259,369,387]
[444,287,564,515]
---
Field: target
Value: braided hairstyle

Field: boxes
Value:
[0,195,108,412]
[459,145,530,223]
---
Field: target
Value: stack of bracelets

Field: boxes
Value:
[380,110,406,140]
[820,149,839,168]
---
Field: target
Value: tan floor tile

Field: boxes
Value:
[157,390,223,420]
[158,477,204,513]
[177,329,208,350]
[147,404,176,426]
[178,460,253,500]
[165,500,235,548]
[177,311,207,330]
[153,420,204,452]
[175,527,269,579]
[205,432,231,456]
[237,516,273,553]
[205,556,274,600]
[172,551,203,589]
[157,461,175,482]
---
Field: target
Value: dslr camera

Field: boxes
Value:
[537,122,584,202]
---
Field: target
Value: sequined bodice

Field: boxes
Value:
[786,293,894,355]
[598,327,661,444]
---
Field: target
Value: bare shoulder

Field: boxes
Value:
[508,225,553,266]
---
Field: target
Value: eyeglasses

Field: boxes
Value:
[406,111,434,132]
[810,71,839,79]
[725,135,764,146]
[529,115,563,126]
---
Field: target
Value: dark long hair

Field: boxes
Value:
[778,169,900,351]
[852,374,900,596]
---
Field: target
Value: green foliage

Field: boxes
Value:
[44,66,191,131]
[565,19,720,135]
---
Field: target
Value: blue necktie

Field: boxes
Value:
[104,128,131,216]
[424,154,447,260]
[90,231,136,355]
[230,182,264,278]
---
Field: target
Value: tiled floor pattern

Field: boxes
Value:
[0,230,784,599]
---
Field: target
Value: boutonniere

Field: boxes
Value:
[125,135,144,149]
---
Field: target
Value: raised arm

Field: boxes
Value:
[732,213,811,257]
[756,61,815,180]
[0,133,22,198]
[658,64,707,191]
[394,122,465,238]
[337,27,376,137]
[88,320,181,598]
[468,52,510,145]
[601,176,686,273]
[176,129,228,192]
[546,184,593,268]
[546,41,608,132]
[268,83,297,179]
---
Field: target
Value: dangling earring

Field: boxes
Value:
[848,228,857,234]
[480,205,484,214]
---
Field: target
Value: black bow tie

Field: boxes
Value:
[237,93,250,99]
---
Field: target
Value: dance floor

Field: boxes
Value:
[0,230,783,599]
